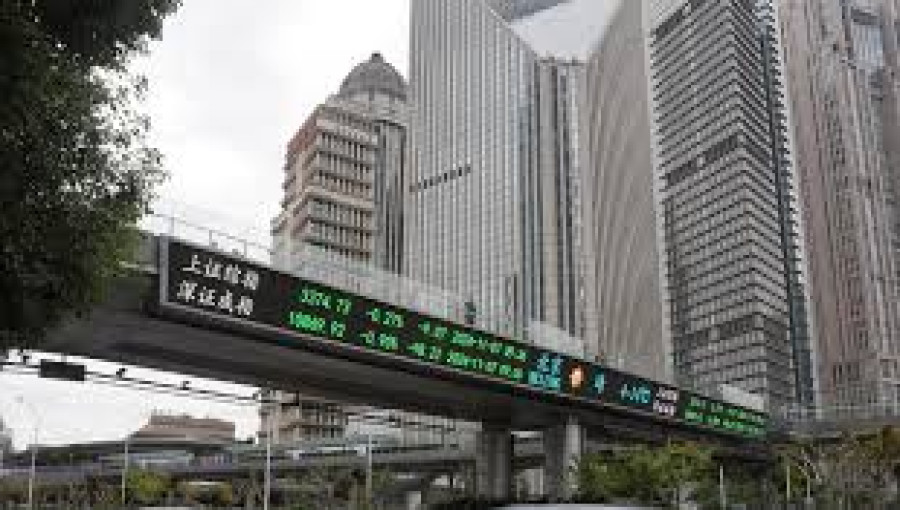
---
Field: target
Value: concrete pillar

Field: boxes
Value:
[475,424,513,500]
[405,490,422,510]
[544,414,583,501]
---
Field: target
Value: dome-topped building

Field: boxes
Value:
[273,49,436,449]
[338,52,407,102]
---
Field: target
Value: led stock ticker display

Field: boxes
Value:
[160,238,767,439]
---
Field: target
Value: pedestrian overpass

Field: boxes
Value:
[39,230,769,499]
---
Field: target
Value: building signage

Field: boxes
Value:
[159,237,767,438]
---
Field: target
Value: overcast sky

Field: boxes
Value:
[2,0,411,451]
[512,0,620,59]
[147,0,411,240]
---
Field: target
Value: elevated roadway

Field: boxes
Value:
[42,234,764,446]
[37,233,771,499]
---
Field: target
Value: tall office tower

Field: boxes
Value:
[780,0,900,415]
[272,52,408,272]
[650,0,813,407]
[580,0,669,382]
[407,0,590,342]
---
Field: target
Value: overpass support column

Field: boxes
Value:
[544,414,583,501]
[475,424,513,500]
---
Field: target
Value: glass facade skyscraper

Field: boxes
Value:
[580,0,669,382]
[407,0,585,341]
[781,0,900,417]
[650,0,813,407]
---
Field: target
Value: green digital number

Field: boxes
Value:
[330,321,346,339]
[384,311,404,329]
[288,311,326,334]
[299,288,331,310]
[336,298,352,315]
[378,333,399,351]
[366,308,403,329]
[451,331,475,348]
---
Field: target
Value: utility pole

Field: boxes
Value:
[16,396,38,510]
[786,461,792,504]
[719,464,727,509]
[28,442,36,510]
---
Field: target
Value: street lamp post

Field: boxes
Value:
[264,392,273,510]
[121,435,130,505]
[719,464,727,509]
[15,396,39,510]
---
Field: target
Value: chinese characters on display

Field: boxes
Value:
[175,253,260,318]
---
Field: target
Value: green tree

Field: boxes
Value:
[127,469,171,505]
[578,445,667,504]
[776,439,825,503]
[0,0,179,347]
[773,427,900,508]
[852,426,900,508]
[577,442,717,507]
[657,441,716,507]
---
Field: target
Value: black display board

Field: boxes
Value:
[159,237,767,438]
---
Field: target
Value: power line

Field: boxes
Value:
[0,360,472,434]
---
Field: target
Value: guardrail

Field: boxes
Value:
[141,212,272,263]
[774,402,900,434]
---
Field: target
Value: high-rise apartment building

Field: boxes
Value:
[780,0,900,415]
[580,0,669,382]
[407,0,588,342]
[649,0,813,407]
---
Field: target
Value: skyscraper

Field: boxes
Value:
[649,0,813,407]
[580,0,669,382]
[407,0,590,343]
[780,0,900,416]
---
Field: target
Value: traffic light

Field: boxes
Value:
[39,360,86,382]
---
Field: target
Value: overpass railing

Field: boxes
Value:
[141,208,589,353]
[775,401,900,434]
[141,211,273,264]
[141,211,474,329]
